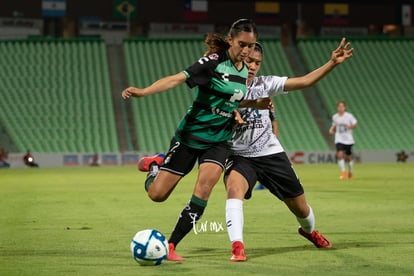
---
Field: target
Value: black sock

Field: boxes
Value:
[169,195,207,247]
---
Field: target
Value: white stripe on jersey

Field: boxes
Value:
[229,76,288,157]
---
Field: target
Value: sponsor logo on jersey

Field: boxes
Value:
[197,56,209,64]
[208,53,219,60]
[164,141,180,165]
[211,107,233,118]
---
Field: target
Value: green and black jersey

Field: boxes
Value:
[175,51,248,149]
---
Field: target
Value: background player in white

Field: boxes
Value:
[329,100,357,180]
[225,39,354,261]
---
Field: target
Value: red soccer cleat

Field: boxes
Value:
[167,243,184,262]
[298,227,332,249]
[230,241,247,262]
[348,172,353,180]
[137,153,165,172]
[340,171,346,180]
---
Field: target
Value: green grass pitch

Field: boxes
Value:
[1,163,413,275]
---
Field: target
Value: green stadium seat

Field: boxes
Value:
[123,39,204,152]
[298,38,414,150]
[0,39,119,153]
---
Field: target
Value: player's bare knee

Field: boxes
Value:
[147,188,167,202]
[226,181,248,198]
[197,176,219,192]
[203,173,220,185]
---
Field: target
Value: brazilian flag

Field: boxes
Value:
[113,0,137,20]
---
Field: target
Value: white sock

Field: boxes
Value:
[296,205,315,234]
[226,199,244,243]
[348,160,353,172]
[338,159,345,172]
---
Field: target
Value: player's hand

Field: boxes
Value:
[233,110,246,125]
[121,87,145,99]
[269,101,275,112]
[331,37,354,65]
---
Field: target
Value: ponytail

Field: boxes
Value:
[204,32,229,56]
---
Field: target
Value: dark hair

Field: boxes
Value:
[204,19,257,56]
[229,18,257,39]
[254,42,263,55]
[204,33,228,56]
[337,100,346,107]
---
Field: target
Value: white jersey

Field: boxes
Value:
[230,75,288,157]
[332,112,357,145]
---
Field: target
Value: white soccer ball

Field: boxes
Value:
[130,229,169,265]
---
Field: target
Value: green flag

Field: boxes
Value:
[113,0,137,20]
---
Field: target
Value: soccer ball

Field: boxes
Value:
[130,229,169,265]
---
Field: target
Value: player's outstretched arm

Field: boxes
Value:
[285,37,354,91]
[239,97,272,109]
[122,72,187,99]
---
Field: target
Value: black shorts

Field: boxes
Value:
[160,138,231,176]
[224,152,304,200]
[336,143,353,155]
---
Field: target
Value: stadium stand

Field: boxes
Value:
[0,39,119,153]
[298,38,414,150]
[259,40,329,151]
[123,39,329,152]
[2,37,411,154]
[123,39,205,152]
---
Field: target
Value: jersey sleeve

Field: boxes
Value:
[331,114,336,126]
[261,76,288,97]
[349,113,357,125]
[183,53,220,88]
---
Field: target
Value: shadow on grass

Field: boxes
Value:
[0,241,392,258]
[186,241,392,260]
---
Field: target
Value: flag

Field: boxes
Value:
[113,0,137,20]
[42,0,66,17]
[255,1,280,24]
[402,5,413,27]
[323,3,349,26]
[184,0,208,22]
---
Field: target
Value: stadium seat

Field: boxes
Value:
[0,39,119,153]
[123,39,205,152]
[298,38,414,150]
